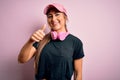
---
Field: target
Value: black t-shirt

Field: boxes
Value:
[33,34,84,80]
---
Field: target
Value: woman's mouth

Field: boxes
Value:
[51,21,59,26]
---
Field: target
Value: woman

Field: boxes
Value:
[18,3,84,80]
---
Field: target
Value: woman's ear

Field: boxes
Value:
[64,15,67,20]
[63,13,68,22]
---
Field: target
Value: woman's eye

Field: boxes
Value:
[55,13,60,16]
[47,15,52,18]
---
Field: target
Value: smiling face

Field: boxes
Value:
[47,8,67,33]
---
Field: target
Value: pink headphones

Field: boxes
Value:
[51,31,69,41]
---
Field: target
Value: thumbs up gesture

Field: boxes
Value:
[30,24,46,42]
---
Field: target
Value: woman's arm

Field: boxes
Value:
[18,25,46,63]
[74,58,83,80]
[18,39,37,63]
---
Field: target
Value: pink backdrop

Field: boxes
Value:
[0,0,120,80]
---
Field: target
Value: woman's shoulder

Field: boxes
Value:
[67,34,83,47]
[68,34,82,42]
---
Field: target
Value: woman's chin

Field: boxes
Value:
[51,28,58,31]
[51,26,60,31]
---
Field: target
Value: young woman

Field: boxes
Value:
[18,3,84,80]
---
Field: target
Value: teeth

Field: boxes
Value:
[52,21,59,26]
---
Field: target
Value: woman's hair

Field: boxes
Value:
[34,33,51,74]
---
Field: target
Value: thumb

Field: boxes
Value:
[40,24,46,31]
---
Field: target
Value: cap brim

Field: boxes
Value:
[44,3,67,15]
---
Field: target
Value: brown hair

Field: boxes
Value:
[34,33,51,74]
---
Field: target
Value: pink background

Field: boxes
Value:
[0,0,120,80]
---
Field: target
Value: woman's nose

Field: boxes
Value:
[52,15,57,21]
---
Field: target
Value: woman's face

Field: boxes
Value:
[47,10,67,32]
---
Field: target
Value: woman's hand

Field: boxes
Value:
[30,24,46,42]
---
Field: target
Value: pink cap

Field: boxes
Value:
[44,3,67,16]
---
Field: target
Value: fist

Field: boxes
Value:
[30,24,46,42]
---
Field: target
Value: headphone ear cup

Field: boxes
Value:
[51,31,69,41]
[58,32,68,41]
[51,31,57,40]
